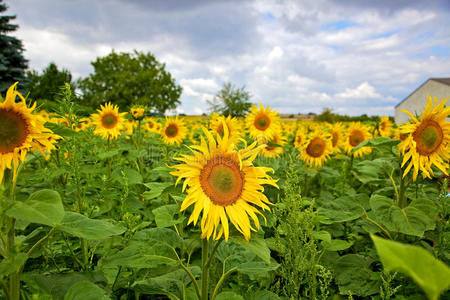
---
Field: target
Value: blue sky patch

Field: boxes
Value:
[322,20,357,31]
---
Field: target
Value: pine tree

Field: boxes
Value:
[0,0,28,94]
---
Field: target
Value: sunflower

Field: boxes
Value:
[260,132,287,158]
[170,124,278,241]
[210,115,241,144]
[294,126,307,148]
[91,102,126,140]
[378,116,393,137]
[0,82,59,182]
[246,103,281,140]
[343,122,372,158]
[299,131,333,168]
[130,106,145,120]
[399,96,450,181]
[329,122,345,153]
[161,116,187,145]
[144,117,159,133]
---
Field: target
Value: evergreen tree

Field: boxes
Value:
[0,0,28,94]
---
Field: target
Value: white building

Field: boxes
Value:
[395,78,450,124]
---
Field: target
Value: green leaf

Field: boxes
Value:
[233,236,271,263]
[352,137,399,153]
[216,291,245,300]
[371,235,450,300]
[322,239,353,251]
[334,254,380,296]
[248,290,282,300]
[369,195,436,237]
[111,167,143,185]
[236,261,279,276]
[6,189,64,227]
[318,194,369,224]
[0,253,27,277]
[152,204,185,228]
[142,182,173,200]
[64,280,110,300]
[57,212,125,240]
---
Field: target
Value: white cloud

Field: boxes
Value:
[336,82,382,99]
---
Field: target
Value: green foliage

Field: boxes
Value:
[25,62,75,105]
[0,0,28,94]
[208,82,252,117]
[314,107,385,123]
[372,235,450,300]
[78,50,182,113]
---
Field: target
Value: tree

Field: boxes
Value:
[25,62,73,102]
[0,0,28,94]
[78,50,182,113]
[207,82,252,117]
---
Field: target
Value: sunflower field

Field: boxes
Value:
[0,82,449,300]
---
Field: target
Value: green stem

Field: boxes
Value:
[26,228,55,258]
[364,214,392,240]
[398,172,407,209]
[205,239,222,270]
[179,262,201,299]
[210,268,237,300]
[201,238,209,300]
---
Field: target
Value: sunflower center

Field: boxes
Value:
[165,124,178,137]
[0,108,29,154]
[381,122,387,131]
[306,137,326,158]
[200,156,244,206]
[413,120,443,155]
[349,130,364,147]
[254,114,270,131]
[101,113,118,129]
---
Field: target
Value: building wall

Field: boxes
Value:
[395,80,450,124]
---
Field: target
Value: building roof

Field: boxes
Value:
[395,77,450,108]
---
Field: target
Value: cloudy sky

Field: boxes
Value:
[6,0,450,115]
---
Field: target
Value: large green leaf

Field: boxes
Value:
[372,235,450,300]
[236,262,279,276]
[318,194,369,224]
[216,291,245,300]
[152,204,185,228]
[57,212,125,240]
[64,281,110,300]
[334,254,380,297]
[6,189,64,227]
[233,236,271,263]
[351,137,399,153]
[369,195,436,237]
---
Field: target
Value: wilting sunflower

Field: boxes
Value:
[170,124,278,241]
[91,102,126,140]
[246,103,281,140]
[399,96,450,181]
[210,115,241,144]
[260,132,287,158]
[161,116,187,145]
[329,122,345,152]
[343,122,372,158]
[299,131,333,168]
[0,82,59,182]
[378,116,393,137]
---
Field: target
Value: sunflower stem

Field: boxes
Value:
[398,171,407,209]
[201,238,209,300]
[211,267,237,300]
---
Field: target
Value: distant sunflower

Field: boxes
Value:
[170,124,278,241]
[378,116,393,137]
[299,131,333,168]
[343,122,372,158]
[210,115,241,144]
[130,106,145,120]
[0,82,59,182]
[294,126,307,148]
[260,133,287,158]
[91,102,126,140]
[329,122,345,152]
[144,117,159,133]
[399,96,450,181]
[246,103,281,140]
[161,116,187,145]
